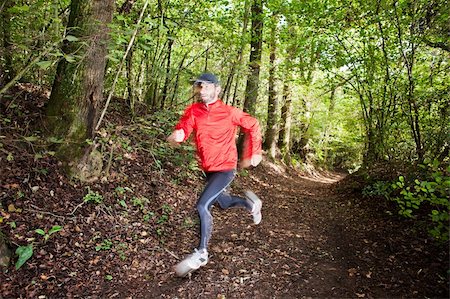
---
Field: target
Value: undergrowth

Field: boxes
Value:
[362,159,450,242]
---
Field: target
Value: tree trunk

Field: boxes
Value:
[1,0,16,84]
[170,48,190,106]
[242,0,264,115]
[160,37,173,110]
[278,79,292,160]
[126,45,135,114]
[223,0,250,104]
[238,0,264,156]
[393,1,424,161]
[322,89,335,165]
[45,0,114,181]
[263,17,279,159]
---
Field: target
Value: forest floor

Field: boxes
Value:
[1,84,449,298]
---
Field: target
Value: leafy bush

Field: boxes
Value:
[391,160,450,241]
[363,159,449,242]
[362,180,392,199]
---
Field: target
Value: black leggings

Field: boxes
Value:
[196,170,252,250]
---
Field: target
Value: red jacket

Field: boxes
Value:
[175,100,262,172]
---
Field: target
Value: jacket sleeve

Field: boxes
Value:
[174,105,195,141]
[232,107,262,160]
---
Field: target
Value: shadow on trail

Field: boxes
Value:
[147,161,448,299]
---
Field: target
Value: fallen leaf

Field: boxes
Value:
[8,204,16,212]
[348,268,358,277]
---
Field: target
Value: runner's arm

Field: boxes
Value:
[167,105,195,145]
[232,108,262,167]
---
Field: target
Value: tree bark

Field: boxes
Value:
[45,0,114,181]
[278,78,292,160]
[126,45,135,113]
[263,17,279,159]
[223,0,250,104]
[160,37,173,109]
[242,0,264,115]
[1,0,16,84]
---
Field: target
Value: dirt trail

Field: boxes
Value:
[1,156,448,298]
[134,161,448,299]
[2,88,448,298]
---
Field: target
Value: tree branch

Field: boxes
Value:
[423,39,450,52]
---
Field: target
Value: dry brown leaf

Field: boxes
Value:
[348,268,358,277]
[7,204,16,212]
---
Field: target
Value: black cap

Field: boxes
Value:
[193,72,219,85]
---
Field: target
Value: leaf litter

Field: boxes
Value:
[0,86,448,298]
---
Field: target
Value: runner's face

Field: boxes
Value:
[194,82,220,104]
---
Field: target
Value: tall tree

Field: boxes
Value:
[45,0,114,181]
[278,68,292,161]
[242,0,264,115]
[0,0,16,84]
[223,0,251,104]
[263,14,279,159]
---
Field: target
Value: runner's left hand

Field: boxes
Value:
[239,154,262,168]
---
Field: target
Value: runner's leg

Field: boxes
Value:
[197,170,235,250]
[215,189,252,210]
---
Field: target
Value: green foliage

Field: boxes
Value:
[83,188,103,204]
[143,211,155,222]
[363,159,449,241]
[132,196,149,210]
[2,0,447,174]
[370,162,450,242]
[15,244,33,270]
[391,160,450,241]
[116,243,128,261]
[95,239,113,251]
[115,186,133,209]
[35,225,62,242]
[182,216,197,228]
[362,181,391,199]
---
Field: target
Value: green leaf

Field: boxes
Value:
[64,54,76,63]
[66,35,79,42]
[8,5,30,13]
[47,137,64,144]
[48,225,62,235]
[15,244,33,270]
[36,61,53,70]
[35,229,45,235]
[24,136,38,142]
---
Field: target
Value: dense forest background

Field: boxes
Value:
[1,0,448,171]
[0,0,449,297]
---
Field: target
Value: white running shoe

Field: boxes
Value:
[174,248,208,277]
[244,190,262,224]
